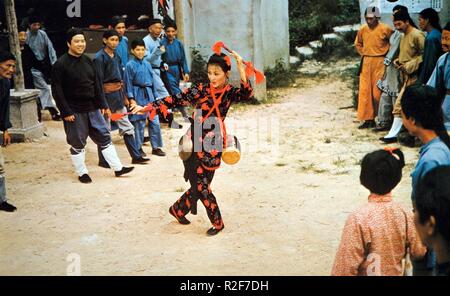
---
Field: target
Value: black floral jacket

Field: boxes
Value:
[152,81,254,170]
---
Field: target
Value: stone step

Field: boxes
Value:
[290,56,301,64]
[292,24,359,60]
[333,24,361,34]
[309,40,323,49]
[295,46,314,59]
[322,33,340,41]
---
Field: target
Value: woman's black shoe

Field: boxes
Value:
[169,206,191,225]
[207,226,224,236]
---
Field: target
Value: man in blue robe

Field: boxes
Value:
[26,15,61,121]
[110,16,129,72]
[427,22,450,130]
[418,8,443,84]
[161,20,190,121]
[143,18,182,131]
[94,30,149,167]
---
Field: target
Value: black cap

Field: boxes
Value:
[110,15,126,28]
[146,18,163,28]
[28,14,42,25]
[0,51,16,63]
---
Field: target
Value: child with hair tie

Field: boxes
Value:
[332,148,426,276]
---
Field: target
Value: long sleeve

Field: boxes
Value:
[92,64,108,110]
[152,69,170,99]
[44,32,58,65]
[180,42,190,74]
[147,47,163,67]
[427,59,441,89]
[144,37,164,67]
[427,53,449,96]
[124,64,135,99]
[152,84,202,110]
[385,31,402,64]
[51,63,73,118]
[231,81,254,103]
[92,56,109,109]
[93,56,105,84]
[355,29,364,57]
[419,35,443,83]
[0,80,12,131]
[404,33,425,75]
[331,214,366,276]
[406,211,427,260]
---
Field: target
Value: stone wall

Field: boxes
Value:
[173,0,290,100]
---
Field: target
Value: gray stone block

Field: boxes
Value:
[295,46,314,59]
[8,89,44,142]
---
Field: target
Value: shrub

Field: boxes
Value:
[314,34,359,62]
[189,47,209,84]
[265,59,297,89]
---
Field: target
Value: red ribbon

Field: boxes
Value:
[211,41,265,84]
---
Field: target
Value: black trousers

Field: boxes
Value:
[171,156,224,229]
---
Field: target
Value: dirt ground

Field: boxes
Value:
[0,63,420,275]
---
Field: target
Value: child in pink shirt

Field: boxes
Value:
[332,148,426,276]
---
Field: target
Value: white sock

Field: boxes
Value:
[71,150,89,177]
[101,144,123,172]
[384,117,403,139]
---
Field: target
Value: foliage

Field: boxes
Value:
[265,59,297,89]
[340,64,361,109]
[189,47,209,84]
[313,32,358,62]
[289,0,360,54]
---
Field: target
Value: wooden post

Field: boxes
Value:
[4,0,25,92]
[173,0,184,43]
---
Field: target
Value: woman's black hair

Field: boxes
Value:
[401,84,450,150]
[416,166,450,243]
[360,149,405,195]
[207,53,231,73]
[419,8,442,32]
